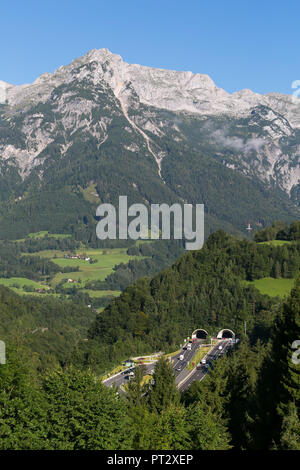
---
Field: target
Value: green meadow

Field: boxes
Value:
[2,231,146,298]
[246,277,295,298]
[24,247,143,287]
[0,277,45,289]
[80,183,101,205]
[1,235,145,298]
[16,231,71,242]
[81,289,121,298]
[0,277,52,296]
[258,240,293,247]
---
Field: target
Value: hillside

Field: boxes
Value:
[0,284,96,369]
[72,224,300,373]
[1,222,299,450]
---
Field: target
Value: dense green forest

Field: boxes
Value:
[0,276,299,449]
[0,286,96,370]
[254,220,300,242]
[182,277,300,450]
[73,228,300,373]
[0,221,299,449]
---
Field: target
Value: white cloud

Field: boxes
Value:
[211,129,265,153]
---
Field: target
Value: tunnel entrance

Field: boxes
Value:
[217,329,235,339]
[192,329,208,340]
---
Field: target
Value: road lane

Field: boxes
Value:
[104,362,155,389]
[179,340,231,391]
[103,338,235,393]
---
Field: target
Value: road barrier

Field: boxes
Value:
[176,342,220,390]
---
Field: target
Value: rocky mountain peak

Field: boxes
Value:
[2,48,300,125]
[0,48,300,207]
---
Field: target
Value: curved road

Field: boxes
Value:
[178,339,231,391]
[103,338,235,392]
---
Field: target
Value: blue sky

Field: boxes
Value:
[1,0,299,95]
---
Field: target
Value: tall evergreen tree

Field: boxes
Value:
[148,358,179,413]
[255,276,300,449]
[127,364,147,406]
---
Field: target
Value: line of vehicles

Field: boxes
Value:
[122,366,135,379]
[113,337,236,386]
[179,341,228,373]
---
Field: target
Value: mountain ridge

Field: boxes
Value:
[2,48,300,126]
[0,48,299,240]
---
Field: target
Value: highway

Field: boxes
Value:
[103,344,199,391]
[104,361,155,390]
[174,341,203,384]
[103,338,234,392]
[178,339,231,391]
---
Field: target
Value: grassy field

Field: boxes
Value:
[22,247,143,287]
[80,183,100,205]
[16,231,71,242]
[246,277,295,298]
[0,277,46,289]
[80,289,121,298]
[186,346,211,370]
[0,277,52,296]
[24,249,69,258]
[258,240,293,247]
[0,246,134,298]
[4,238,145,301]
[48,248,142,287]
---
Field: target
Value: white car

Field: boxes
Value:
[201,358,206,364]
[218,345,222,350]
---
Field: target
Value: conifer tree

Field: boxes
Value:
[148,358,179,413]
[258,276,300,448]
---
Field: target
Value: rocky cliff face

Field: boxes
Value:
[0,48,299,238]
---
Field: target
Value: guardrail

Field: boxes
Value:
[131,352,164,361]
[102,360,157,384]
[177,342,221,389]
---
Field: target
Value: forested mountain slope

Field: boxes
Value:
[0,49,300,241]
[73,225,300,372]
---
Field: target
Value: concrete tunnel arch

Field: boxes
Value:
[217,329,235,339]
[192,329,208,340]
